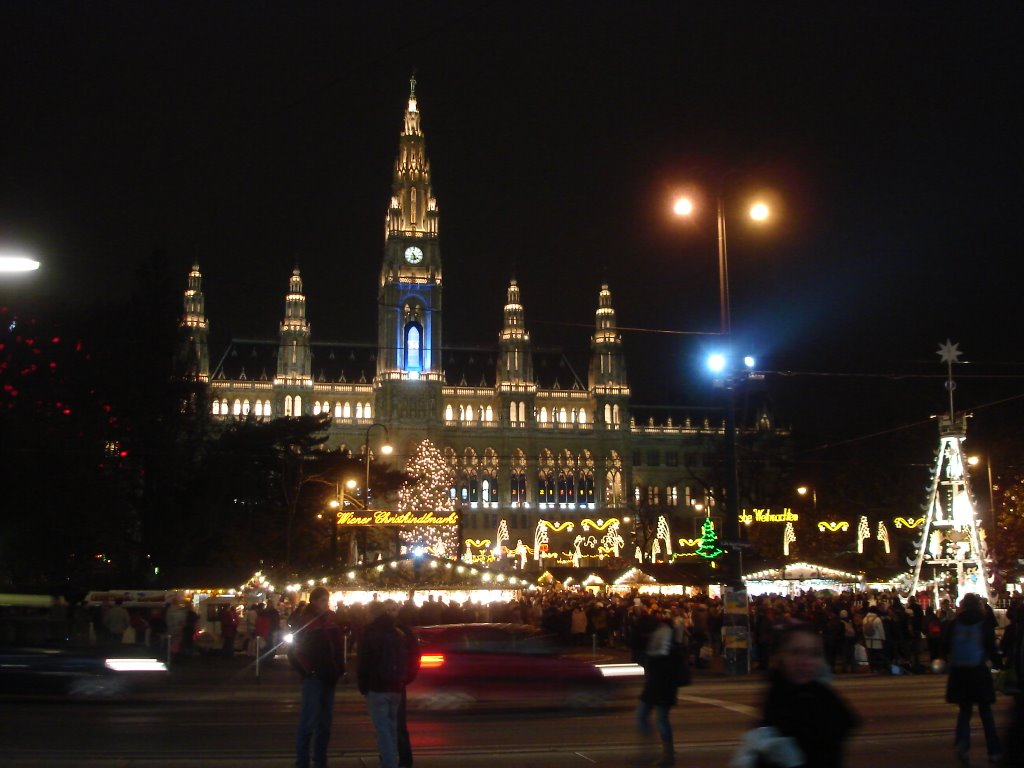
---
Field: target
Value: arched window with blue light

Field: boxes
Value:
[404,322,423,374]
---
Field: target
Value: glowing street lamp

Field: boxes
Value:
[672,193,771,335]
[0,253,41,273]
[364,423,392,510]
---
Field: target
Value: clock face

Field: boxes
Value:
[404,246,423,264]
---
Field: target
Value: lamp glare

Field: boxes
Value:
[707,354,726,373]
[673,197,694,216]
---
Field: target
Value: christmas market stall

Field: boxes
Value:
[742,562,865,597]
[273,554,533,608]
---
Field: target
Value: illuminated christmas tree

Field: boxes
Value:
[695,515,724,560]
[398,439,459,558]
[908,341,994,604]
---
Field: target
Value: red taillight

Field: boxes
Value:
[419,653,445,669]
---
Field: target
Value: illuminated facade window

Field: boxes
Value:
[667,486,678,506]
[538,449,556,505]
[242,399,250,415]
[343,402,351,418]
[518,401,526,422]
[254,400,263,417]
[509,401,517,422]
[446,404,454,421]
[233,399,241,416]
[334,402,342,418]
[484,405,493,422]
[605,451,624,506]
[511,449,527,505]
[466,404,475,421]
[539,407,548,423]
[604,403,611,424]
[559,407,568,423]
[313,402,321,415]
[212,400,220,415]
[364,402,372,418]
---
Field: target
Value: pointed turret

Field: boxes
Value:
[385,75,439,240]
[177,263,209,380]
[589,284,629,428]
[497,279,534,387]
[277,268,312,385]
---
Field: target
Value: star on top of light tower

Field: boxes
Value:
[937,339,962,365]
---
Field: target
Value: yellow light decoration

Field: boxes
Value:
[543,520,575,532]
[677,538,700,547]
[464,538,492,548]
[817,521,850,532]
[894,516,926,529]
[580,518,619,531]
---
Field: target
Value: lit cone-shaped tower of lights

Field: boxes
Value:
[907,341,994,605]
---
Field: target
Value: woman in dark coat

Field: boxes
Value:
[636,607,685,767]
[760,622,859,767]
[944,592,1002,762]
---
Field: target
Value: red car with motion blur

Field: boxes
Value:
[408,623,629,710]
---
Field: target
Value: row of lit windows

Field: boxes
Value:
[212,399,273,417]
[312,400,373,419]
[211,397,620,427]
[211,397,372,419]
[450,470,612,506]
[633,486,709,508]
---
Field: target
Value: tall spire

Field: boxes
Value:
[386,76,439,239]
[276,267,312,385]
[589,283,629,391]
[177,263,209,380]
[498,278,534,387]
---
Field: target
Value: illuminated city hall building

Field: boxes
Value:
[177,81,787,565]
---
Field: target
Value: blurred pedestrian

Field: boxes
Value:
[292,587,346,768]
[220,604,239,657]
[944,593,1002,763]
[636,607,686,767]
[103,599,131,646]
[358,599,413,768]
[757,622,859,767]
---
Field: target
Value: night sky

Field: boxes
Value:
[2,4,1021,457]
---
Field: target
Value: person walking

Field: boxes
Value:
[754,621,860,767]
[219,604,239,658]
[861,606,887,673]
[636,606,686,767]
[944,592,1002,763]
[358,599,412,768]
[292,587,346,768]
[395,608,421,768]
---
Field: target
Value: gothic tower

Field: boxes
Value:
[377,76,442,383]
[177,263,210,380]
[497,278,536,424]
[589,284,629,428]
[277,268,312,387]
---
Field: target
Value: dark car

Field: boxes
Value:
[408,623,614,710]
[0,646,168,698]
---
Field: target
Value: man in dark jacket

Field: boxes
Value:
[358,599,415,768]
[944,592,1002,763]
[293,587,346,768]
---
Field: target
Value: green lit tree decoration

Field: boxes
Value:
[696,515,724,560]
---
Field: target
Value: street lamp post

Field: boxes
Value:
[676,192,770,585]
[363,423,393,509]
[329,479,362,565]
[967,455,997,536]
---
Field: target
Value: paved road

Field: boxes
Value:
[0,654,1016,767]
